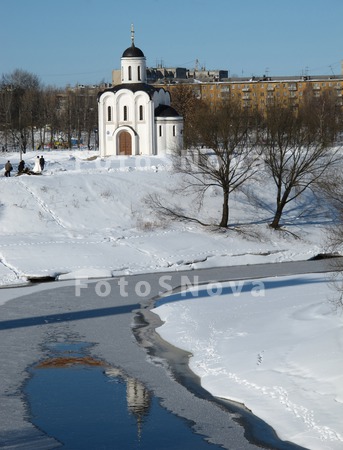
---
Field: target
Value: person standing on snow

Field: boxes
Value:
[33,156,41,173]
[39,155,45,171]
[18,160,25,174]
[4,160,13,177]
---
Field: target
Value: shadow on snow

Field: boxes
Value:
[157,276,326,306]
[0,303,140,331]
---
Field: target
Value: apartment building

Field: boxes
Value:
[159,75,343,110]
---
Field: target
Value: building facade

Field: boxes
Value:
[161,75,343,111]
[98,30,183,157]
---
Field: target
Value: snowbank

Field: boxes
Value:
[153,274,343,450]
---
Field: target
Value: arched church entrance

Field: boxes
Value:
[118,131,132,155]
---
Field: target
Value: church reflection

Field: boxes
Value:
[27,350,224,449]
[106,368,151,439]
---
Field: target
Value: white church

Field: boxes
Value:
[97,28,184,156]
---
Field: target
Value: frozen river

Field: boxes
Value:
[0,259,336,449]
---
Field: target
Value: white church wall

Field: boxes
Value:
[134,92,154,155]
[145,100,157,155]
[100,90,154,156]
[136,110,155,155]
[98,92,115,157]
[156,121,166,154]
[121,56,147,84]
[116,91,134,124]
[155,117,183,155]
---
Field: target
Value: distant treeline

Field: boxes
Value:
[0,69,99,152]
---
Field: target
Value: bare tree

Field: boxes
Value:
[170,84,204,148]
[77,86,98,149]
[0,83,13,150]
[0,72,105,152]
[170,84,198,122]
[324,220,343,312]
[38,87,64,149]
[84,100,98,149]
[59,89,77,148]
[1,69,42,157]
[165,99,262,228]
[317,170,343,312]
[263,92,342,229]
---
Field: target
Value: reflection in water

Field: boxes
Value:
[25,342,222,449]
[105,367,152,441]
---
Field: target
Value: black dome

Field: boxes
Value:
[155,105,180,117]
[122,44,145,58]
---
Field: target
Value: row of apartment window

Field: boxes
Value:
[205,82,343,91]
[206,97,343,107]
[203,90,343,99]
[107,105,144,122]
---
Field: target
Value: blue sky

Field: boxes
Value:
[1,0,343,87]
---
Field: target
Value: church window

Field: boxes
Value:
[107,106,112,122]
[124,106,128,121]
[128,66,132,81]
[159,125,162,137]
[173,125,176,137]
[138,66,141,81]
[139,105,144,120]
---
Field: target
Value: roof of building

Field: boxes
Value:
[122,44,145,58]
[155,104,180,117]
[98,82,160,100]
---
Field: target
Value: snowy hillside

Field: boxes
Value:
[0,150,332,286]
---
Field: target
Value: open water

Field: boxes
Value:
[25,342,223,450]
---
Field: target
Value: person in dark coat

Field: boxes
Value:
[18,160,25,173]
[4,160,13,177]
[39,155,45,171]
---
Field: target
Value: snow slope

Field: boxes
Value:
[0,150,330,286]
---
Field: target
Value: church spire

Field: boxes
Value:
[131,23,135,46]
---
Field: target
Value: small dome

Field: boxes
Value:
[155,105,180,117]
[122,44,145,58]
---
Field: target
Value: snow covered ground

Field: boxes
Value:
[153,275,343,450]
[0,149,331,286]
[0,150,342,449]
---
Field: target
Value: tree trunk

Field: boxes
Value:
[31,125,35,151]
[270,206,283,229]
[270,187,291,229]
[219,189,229,227]
[87,129,92,149]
